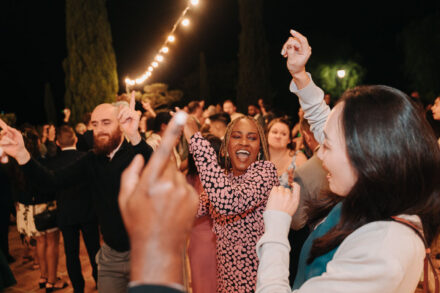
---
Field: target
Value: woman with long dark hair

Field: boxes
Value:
[256,30,440,293]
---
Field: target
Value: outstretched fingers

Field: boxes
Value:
[129,91,136,111]
[119,154,145,211]
[142,111,188,186]
[290,29,311,55]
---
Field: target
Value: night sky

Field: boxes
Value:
[1,0,439,125]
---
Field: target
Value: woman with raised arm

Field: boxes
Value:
[183,115,279,292]
[256,30,440,293]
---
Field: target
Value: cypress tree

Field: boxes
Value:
[43,82,57,124]
[199,51,210,104]
[237,0,271,112]
[63,0,118,124]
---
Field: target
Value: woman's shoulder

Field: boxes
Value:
[336,216,425,264]
[247,160,278,178]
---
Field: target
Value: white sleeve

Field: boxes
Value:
[289,76,330,145]
[292,221,424,293]
[256,210,293,293]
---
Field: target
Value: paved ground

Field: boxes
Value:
[4,221,439,293]
[5,224,97,293]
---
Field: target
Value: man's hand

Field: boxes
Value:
[119,111,198,286]
[0,119,30,164]
[118,91,142,145]
[47,125,56,142]
[281,29,312,89]
[63,108,71,123]
[141,100,156,118]
[266,184,300,217]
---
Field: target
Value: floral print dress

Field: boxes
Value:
[189,132,279,292]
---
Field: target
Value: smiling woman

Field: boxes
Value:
[183,115,279,292]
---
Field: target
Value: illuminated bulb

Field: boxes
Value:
[152,61,159,68]
[161,47,169,53]
[168,35,175,42]
[136,78,142,84]
[182,18,190,26]
[337,70,346,78]
[190,0,199,5]
[146,72,152,77]
[148,66,153,72]
[125,78,130,84]
[156,55,164,62]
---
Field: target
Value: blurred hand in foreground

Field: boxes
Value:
[118,111,199,287]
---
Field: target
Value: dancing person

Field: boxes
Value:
[266,117,307,190]
[12,127,67,291]
[207,112,230,140]
[186,134,221,293]
[255,29,440,293]
[222,100,244,121]
[431,96,440,145]
[290,116,329,231]
[183,114,279,292]
[0,93,153,293]
[46,125,100,293]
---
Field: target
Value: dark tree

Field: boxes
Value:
[237,0,271,112]
[63,0,118,123]
[43,82,57,125]
[199,51,210,104]
[400,12,440,104]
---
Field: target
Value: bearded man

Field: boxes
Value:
[0,96,153,293]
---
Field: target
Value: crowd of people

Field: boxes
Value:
[0,29,440,293]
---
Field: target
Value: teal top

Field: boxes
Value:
[293,202,342,289]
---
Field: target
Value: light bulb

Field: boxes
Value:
[182,18,190,26]
[168,35,175,42]
[337,70,346,78]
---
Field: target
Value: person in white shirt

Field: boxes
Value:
[256,29,440,293]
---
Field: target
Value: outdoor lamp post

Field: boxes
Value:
[337,69,346,78]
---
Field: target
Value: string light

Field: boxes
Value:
[125,0,199,88]
[155,55,164,62]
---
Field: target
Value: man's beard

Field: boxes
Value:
[93,128,123,156]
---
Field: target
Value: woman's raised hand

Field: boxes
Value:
[172,107,199,142]
[281,30,312,89]
[266,184,300,217]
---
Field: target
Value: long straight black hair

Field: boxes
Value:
[308,85,440,263]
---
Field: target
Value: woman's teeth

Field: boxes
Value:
[236,150,250,161]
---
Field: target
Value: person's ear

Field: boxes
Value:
[161,123,167,133]
[302,131,311,145]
